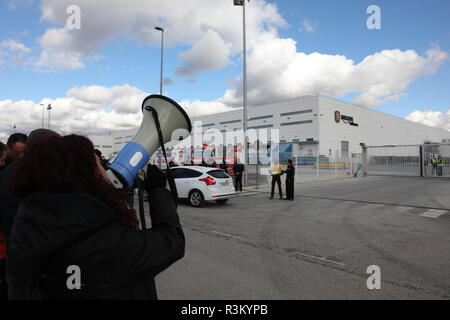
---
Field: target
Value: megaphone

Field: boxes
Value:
[107,94,192,189]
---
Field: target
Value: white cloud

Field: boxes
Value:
[406,110,450,132]
[1,39,31,53]
[3,0,448,112]
[0,39,31,67]
[0,84,232,141]
[179,99,236,119]
[35,0,286,73]
[299,18,318,33]
[33,28,86,71]
[0,85,149,140]
[176,29,231,76]
[219,35,449,108]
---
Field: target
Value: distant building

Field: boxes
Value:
[90,95,450,163]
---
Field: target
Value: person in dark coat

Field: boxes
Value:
[6,134,184,300]
[0,142,7,173]
[0,140,6,298]
[5,133,27,167]
[0,129,58,300]
[284,159,295,201]
[233,159,244,192]
[220,159,228,173]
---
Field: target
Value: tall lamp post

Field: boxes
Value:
[40,104,45,128]
[47,104,52,129]
[155,26,164,95]
[233,0,249,186]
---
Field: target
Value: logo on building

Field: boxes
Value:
[334,111,359,127]
[334,111,341,123]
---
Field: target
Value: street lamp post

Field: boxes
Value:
[40,104,45,128]
[47,104,52,129]
[155,26,164,95]
[234,0,249,186]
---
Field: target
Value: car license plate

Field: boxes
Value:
[221,181,229,186]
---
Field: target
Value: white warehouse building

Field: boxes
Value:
[90,95,449,162]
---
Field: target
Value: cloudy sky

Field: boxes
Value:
[0,0,449,141]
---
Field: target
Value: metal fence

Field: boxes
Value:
[422,143,450,177]
[246,155,361,186]
[362,143,450,178]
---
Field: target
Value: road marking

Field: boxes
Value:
[420,209,447,218]
[211,231,245,241]
[291,252,345,267]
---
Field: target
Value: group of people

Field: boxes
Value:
[269,159,296,201]
[0,129,185,300]
[431,155,444,176]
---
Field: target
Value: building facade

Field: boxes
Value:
[90,95,450,163]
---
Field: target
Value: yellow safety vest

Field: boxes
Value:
[437,159,444,167]
[270,164,284,175]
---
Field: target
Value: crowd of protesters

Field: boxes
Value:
[0,129,184,300]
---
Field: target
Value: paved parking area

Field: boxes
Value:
[147,176,450,299]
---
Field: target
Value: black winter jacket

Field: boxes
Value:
[0,164,20,247]
[6,187,184,300]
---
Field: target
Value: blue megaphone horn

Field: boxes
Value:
[106,94,192,189]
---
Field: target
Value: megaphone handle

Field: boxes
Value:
[150,107,179,206]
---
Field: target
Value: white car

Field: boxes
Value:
[169,166,235,207]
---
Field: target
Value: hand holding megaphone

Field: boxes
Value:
[107,94,192,189]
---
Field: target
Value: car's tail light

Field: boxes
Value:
[199,176,216,185]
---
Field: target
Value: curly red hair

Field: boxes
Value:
[11,134,139,228]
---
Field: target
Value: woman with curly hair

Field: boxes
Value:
[6,134,184,299]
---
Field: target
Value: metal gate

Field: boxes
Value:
[365,145,421,176]
[422,143,450,177]
[361,143,450,178]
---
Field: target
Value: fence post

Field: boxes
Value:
[335,156,338,176]
[350,154,353,175]
[256,140,259,189]
[316,152,319,177]
[361,143,367,177]
[419,145,423,177]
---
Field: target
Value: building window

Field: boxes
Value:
[248,124,274,129]
[220,119,241,125]
[248,115,273,121]
[280,120,313,126]
[280,109,313,117]
[202,123,215,127]
[341,141,349,158]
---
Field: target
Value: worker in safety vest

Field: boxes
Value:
[437,156,444,176]
[269,159,284,199]
[432,156,438,176]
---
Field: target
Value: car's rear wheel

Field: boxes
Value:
[188,190,205,207]
[215,199,229,204]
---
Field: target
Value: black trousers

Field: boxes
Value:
[286,179,294,200]
[271,175,282,198]
[235,174,243,191]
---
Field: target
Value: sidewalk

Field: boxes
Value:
[243,175,354,192]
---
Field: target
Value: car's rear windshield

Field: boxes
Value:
[208,170,229,179]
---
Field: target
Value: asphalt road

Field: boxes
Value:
[143,176,450,299]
